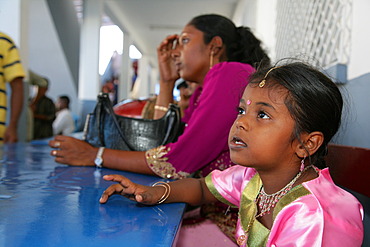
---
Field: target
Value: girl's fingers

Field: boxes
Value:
[103,174,130,187]
[99,184,124,203]
[99,175,158,205]
[100,175,140,203]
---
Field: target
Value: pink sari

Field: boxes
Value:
[206,166,364,246]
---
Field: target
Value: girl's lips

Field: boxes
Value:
[229,136,247,148]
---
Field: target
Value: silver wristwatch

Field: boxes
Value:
[94,147,105,168]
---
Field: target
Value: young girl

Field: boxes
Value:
[100,62,364,246]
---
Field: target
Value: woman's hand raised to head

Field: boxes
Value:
[100,175,162,205]
[49,135,97,166]
[157,34,180,83]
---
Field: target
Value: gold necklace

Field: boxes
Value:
[236,165,313,246]
[256,165,313,218]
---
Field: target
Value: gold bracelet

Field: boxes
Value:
[154,105,169,112]
[152,181,171,204]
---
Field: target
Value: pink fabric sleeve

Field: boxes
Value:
[268,168,364,246]
[208,165,257,207]
[163,62,254,176]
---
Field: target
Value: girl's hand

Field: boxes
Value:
[49,136,96,166]
[99,175,162,205]
[157,34,180,83]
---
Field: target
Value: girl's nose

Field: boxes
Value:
[235,116,249,131]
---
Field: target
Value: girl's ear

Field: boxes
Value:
[296,131,324,158]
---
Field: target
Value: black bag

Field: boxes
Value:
[83,93,184,151]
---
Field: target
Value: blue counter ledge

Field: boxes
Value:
[0,143,186,247]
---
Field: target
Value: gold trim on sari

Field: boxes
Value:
[145,146,190,179]
[205,175,238,208]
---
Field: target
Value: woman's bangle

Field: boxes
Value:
[154,105,169,112]
[152,181,171,204]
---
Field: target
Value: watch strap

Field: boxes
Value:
[95,147,105,168]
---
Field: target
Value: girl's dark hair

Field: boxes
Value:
[249,62,343,168]
[188,14,270,68]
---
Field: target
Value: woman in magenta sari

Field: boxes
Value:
[49,14,269,178]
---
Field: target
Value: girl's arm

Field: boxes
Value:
[99,175,218,206]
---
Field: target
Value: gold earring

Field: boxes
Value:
[209,50,214,69]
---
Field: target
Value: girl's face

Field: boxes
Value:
[228,83,300,172]
[172,25,212,83]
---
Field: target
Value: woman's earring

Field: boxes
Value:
[209,50,214,69]
[300,156,306,172]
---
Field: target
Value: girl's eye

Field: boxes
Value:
[237,107,245,115]
[257,111,270,119]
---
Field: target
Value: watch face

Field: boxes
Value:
[95,157,103,167]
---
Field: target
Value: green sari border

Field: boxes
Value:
[205,174,237,208]
[273,184,311,220]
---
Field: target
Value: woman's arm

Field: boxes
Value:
[153,34,180,119]
[49,136,156,175]
[99,175,218,206]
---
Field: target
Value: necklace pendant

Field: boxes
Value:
[237,234,247,246]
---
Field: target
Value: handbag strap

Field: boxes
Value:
[98,93,137,150]
[160,104,181,145]
[94,94,105,145]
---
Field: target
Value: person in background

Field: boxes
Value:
[99,62,364,246]
[53,95,75,136]
[31,78,55,139]
[101,78,116,104]
[130,59,138,92]
[0,31,25,143]
[140,79,197,119]
[176,79,197,117]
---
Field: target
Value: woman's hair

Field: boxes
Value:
[249,61,343,168]
[187,14,270,68]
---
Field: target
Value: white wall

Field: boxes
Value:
[348,0,370,80]
[0,0,22,42]
[28,0,78,115]
[233,0,277,61]
[336,0,370,148]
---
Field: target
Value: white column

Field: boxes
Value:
[136,55,150,98]
[78,0,102,101]
[118,33,131,101]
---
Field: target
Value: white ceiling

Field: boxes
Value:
[103,0,240,64]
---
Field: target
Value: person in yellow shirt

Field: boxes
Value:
[0,32,25,143]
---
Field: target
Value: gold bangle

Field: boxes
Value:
[154,105,169,112]
[152,181,171,204]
